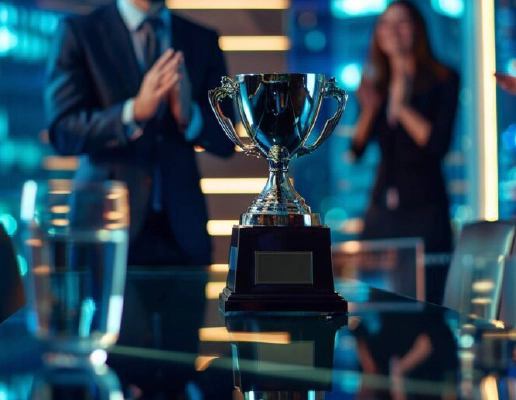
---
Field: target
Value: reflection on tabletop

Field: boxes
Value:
[3,267,516,398]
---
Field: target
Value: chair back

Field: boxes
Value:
[443,221,515,320]
[0,223,24,324]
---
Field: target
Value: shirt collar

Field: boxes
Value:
[117,0,169,32]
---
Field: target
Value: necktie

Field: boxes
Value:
[140,17,162,71]
[139,17,164,211]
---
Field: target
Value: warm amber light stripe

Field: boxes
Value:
[199,327,290,344]
[471,297,492,305]
[336,241,362,254]
[481,376,499,400]
[201,178,266,194]
[479,1,498,220]
[104,211,125,220]
[206,220,238,236]
[205,282,226,299]
[34,265,51,275]
[195,356,219,372]
[50,205,70,214]
[43,156,78,171]
[209,264,229,272]
[167,0,289,9]
[472,280,495,293]
[25,238,43,247]
[106,193,123,200]
[219,36,291,52]
[340,219,364,234]
[49,179,72,188]
[51,219,69,227]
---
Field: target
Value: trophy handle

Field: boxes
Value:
[208,77,261,158]
[298,77,347,157]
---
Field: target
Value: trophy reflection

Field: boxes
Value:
[225,315,347,400]
[209,73,348,314]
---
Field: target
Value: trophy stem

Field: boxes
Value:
[240,145,321,226]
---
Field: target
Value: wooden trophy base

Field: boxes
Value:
[219,225,348,315]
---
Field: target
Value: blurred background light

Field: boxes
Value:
[304,30,326,52]
[0,4,16,25]
[0,383,8,400]
[431,0,464,18]
[0,108,8,140]
[0,213,17,236]
[0,6,8,24]
[506,58,516,75]
[19,141,42,170]
[338,63,362,91]
[501,124,516,152]
[298,11,317,29]
[331,0,388,18]
[452,204,473,223]
[16,255,27,276]
[0,4,59,61]
[0,26,17,54]
[324,207,348,231]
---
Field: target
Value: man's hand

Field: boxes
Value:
[133,49,180,122]
[168,51,192,127]
[495,72,516,95]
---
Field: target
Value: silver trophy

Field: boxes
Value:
[209,73,347,226]
[209,73,348,315]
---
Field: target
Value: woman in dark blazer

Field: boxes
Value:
[351,1,459,303]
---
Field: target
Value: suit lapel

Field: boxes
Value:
[170,14,182,52]
[99,4,142,96]
[170,14,201,96]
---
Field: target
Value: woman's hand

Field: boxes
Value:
[353,77,383,153]
[357,77,382,114]
[387,73,411,126]
[495,72,516,95]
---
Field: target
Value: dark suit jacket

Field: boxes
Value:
[45,4,234,264]
[352,70,459,253]
[352,70,459,210]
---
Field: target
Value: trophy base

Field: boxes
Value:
[219,225,348,315]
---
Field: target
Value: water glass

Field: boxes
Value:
[20,180,129,366]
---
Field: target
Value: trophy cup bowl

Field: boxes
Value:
[209,73,348,315]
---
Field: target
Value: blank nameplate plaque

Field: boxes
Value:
[255,251,313,285]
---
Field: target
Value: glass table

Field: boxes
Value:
[1,266,515,399]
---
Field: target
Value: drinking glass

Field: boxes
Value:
[20,180,129,368]
[30,364,124,400]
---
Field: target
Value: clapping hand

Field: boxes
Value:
[495,72,516,95]
[357,77,382,114]
[134,49,181,122]
[168,50,193,128]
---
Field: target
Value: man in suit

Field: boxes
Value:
[45,0,234,266]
